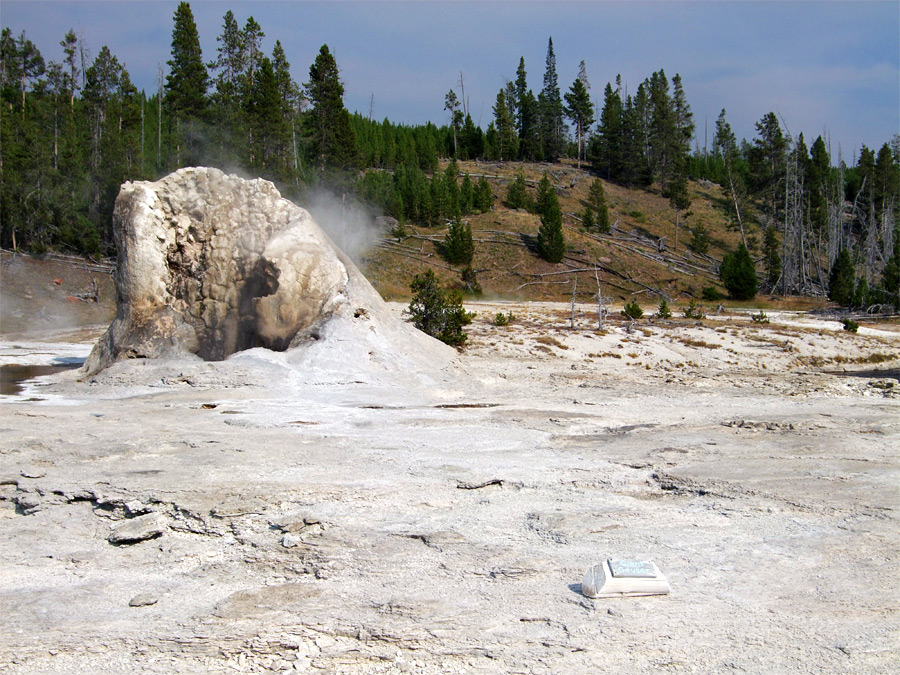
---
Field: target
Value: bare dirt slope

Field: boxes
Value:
[1,278,898,672]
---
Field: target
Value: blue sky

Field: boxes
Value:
[3,1,898,162]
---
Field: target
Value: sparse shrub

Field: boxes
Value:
[852,278,870,310]
[622,299,643,320]
[751,310,769,324]
[582,206,595,231]
[405,269,473,346]
[689,224,710,255]
[495,310,515,326]
[683,299,704,319]
[656,298,672,319]
[702,286,724,301]
[842,318,859,333]
[460,265,482,295]
[762,226,781,288]
[391,220,408,239]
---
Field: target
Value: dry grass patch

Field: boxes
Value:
[534,336,568,350]
[675,337,721,350]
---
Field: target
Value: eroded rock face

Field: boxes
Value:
[84,167,394,375]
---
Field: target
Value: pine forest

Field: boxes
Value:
[1,2,897,310]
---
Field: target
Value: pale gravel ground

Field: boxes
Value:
[1,301,898,674]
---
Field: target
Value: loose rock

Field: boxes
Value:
[128,594,158,607]
[108,512,167,544]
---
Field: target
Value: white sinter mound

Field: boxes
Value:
[83,167,454,383]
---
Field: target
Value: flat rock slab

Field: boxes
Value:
[108,512,167,544]
[128,593,158,607]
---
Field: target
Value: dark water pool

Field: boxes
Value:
[0,363,83,396]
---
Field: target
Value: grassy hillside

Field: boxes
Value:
[361,159,794,310]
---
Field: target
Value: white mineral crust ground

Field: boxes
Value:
[1,301,898,673]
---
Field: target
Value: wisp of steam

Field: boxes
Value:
[304,190,383,264]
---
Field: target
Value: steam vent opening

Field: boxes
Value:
[84,168,354,375]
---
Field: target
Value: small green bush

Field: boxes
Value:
[683,299,704,319]
[622,299,643,320]
[842,318,859,333]
[689,224,710,255]
[405,269,473,346]
[460,265,482,295]
[750,310,769,324]
[702,285,724,301]
[495,311,515,326]
[582,206,595,231]
[656,298,672,319]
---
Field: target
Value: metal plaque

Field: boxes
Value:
[608,559,657,578]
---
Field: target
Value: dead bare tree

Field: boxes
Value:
[570,276,577,329]
[594,268,608,329]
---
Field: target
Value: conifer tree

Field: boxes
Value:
[689,224,710,255]
[444,159,460,218]
[582,206,594,231]
[535,172,555,220]
[429,170,448,226]
[536,185,565,263]
[461,113,483,160]
[271,40,301,177]
[165,2,207,119]
[587,178,609,233]
[246,57,287,172]
[271,41,300,114]
[564,63,594,168]
[11,30,45,108]
[209,10,245,105]
[539,37,565,161]
[241,17,265,93]
[591,78,624,179]
[492,89,517,161]
[165,2,208,165]
[459,172,474,215]
[749,112,787,226]
[406,269,472,347]
[666,74,693,247]
[714,108,748,244]
[60,29,80,111]
[622,85,652,187]
[305,44,355,171]
[514,58,531,144]
[505,171,530,210]
[827,248,855,307]
[807,135,830,233]
[668,171,691,251]
[719,242,758,300]
[879,228,900,309]
[443,218,474,265]
[763,225,781,289]
[647,69,673,184]
[474,176,493,213]
[444,89,463,157]
[512,56,540,160]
